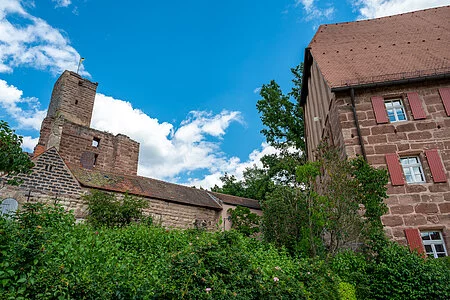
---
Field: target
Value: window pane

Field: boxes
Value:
[425,245,433,252]
[437,253,446,258]
[393,100,401,106]
[385,102,393,108]
[435,244,444,252]
[397,113,406,120]
[430,232,441,240]
[421,232,430,240]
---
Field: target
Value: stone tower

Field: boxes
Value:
[35,71,140,176]
[46,70,97,127]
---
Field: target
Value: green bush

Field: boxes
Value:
[0,204,340,299]
[84,190,149,228]
[2,203,449,299]
[331,244,450,300]
[227,205,260,237]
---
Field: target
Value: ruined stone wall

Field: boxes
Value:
[36,119,139,176]
[57,121,139,175]
[334,78,450,249]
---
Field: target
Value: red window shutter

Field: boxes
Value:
[385,153,405,186]
[404,228,425,254]
[371,96,389,124]
[438,88,450,116]
[425,149,447,183]
[407,92,426,120]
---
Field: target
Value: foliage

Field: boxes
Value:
[212,64,305,199]
[0,203,74,298]
[262,144,389,257]
[257,79,304,151]
[2,203,449,299]
[0,120,34,185]
[227,205,260,237]
[261,185,311,255]
[211,166,274,201]
[331,244,450,300]
[0,203,340,299]
[84,190,149,228]
[338,282,357,300]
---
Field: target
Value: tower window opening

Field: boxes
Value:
[75,99,78,105]
[93,154,99,167]
[92,137,100,148]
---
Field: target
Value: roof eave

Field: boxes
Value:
[300,47,313,107]
[331,72,450,93]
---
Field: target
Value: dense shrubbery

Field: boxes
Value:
[0,203,339,299]
[1,203,449,299]
[84,190,150,228]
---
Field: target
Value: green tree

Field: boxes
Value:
[0,120,34,185]
[211,166,274,201]
[213,64,305,198]
[227,205,260,237]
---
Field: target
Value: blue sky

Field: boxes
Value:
[1,0,449,188]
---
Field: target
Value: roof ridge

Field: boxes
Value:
[317,5,449,27]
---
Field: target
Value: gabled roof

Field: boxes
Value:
[67,164,225,210]
[305,6,450,91]
[211,192,260,209]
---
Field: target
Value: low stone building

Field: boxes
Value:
[0,71,260,230]
[300,6,449,257]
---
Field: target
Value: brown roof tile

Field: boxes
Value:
[67,164,223,210]
[211,192,261,209]
[309,6,450,88]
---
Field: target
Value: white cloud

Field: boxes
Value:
[184,142,279,189]
[0,79,46,131]
[91,93,244,182]
[352,0,450,19]
[21,136,39,152]
[0,0,87,75]
[253,87,261,94]
[52,0,71,8]
[295,0,335,21]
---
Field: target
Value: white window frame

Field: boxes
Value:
[400,156,425,184]
[421,231,448,258]
[385,99,407,123]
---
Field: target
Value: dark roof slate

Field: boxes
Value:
[67,164,224,209]
[211,192,261,209]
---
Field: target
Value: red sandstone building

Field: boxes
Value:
[1,71,260,229]
[300,6,450,257]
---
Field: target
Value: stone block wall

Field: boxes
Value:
[0,184,220,230]
[36,118,139,176]
[47,71,98,127]
[57,120,139,175]
[334,78,450,248]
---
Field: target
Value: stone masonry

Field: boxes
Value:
[333,79,450,248]
[35,71,140,176]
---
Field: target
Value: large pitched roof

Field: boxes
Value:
[211,192,260,209]
[307,6,450,89]
[67,164,223,209]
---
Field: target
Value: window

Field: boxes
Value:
[421,231,448,258]
[385,99,407,122]
[92,137,100,147]
[400,156,425,184]
[1,198,18,218]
